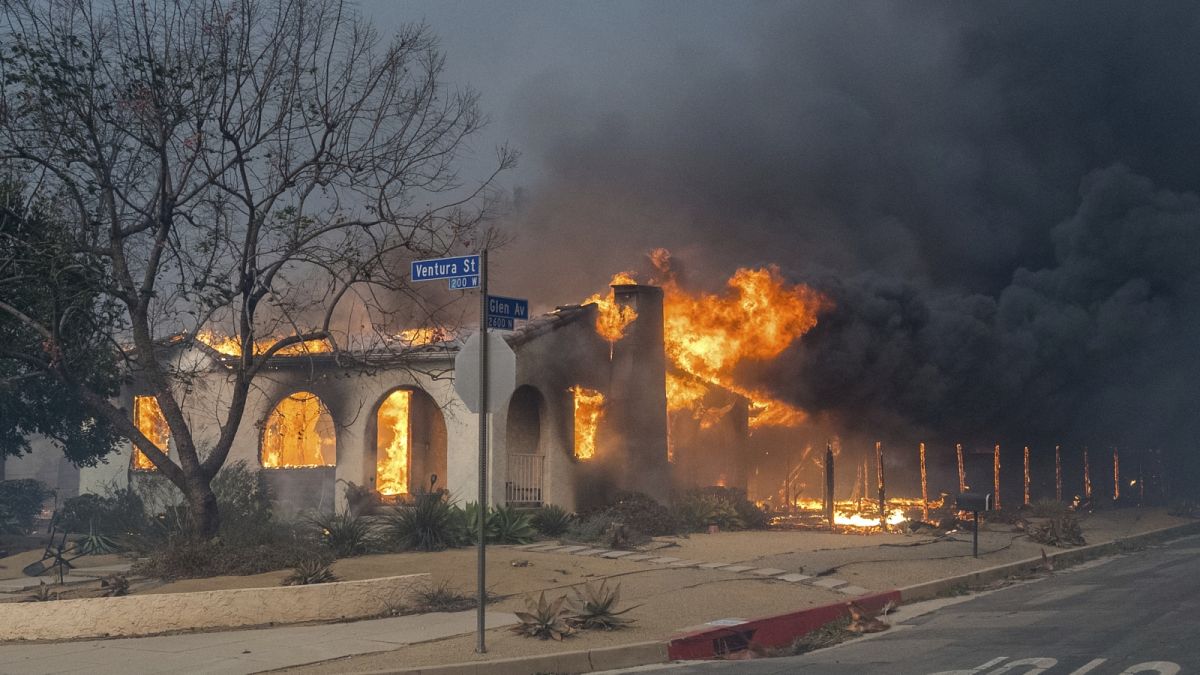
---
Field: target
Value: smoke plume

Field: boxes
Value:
[499,1,1200,481]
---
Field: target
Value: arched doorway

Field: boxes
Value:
[373,388,447,498]
[506,385,546,506]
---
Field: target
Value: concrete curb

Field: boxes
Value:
[359,640,668,675]
[897,518,1200,603]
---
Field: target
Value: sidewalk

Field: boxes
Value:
[0,610,517,675]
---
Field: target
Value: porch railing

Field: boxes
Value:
[505,453,544,506]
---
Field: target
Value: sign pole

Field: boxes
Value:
[476,248,488,654]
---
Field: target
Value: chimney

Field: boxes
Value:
[607,283,671,502]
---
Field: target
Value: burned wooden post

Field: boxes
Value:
[876,441,887,531]
[1113,446,1120,501]
[860,456,869,512]
[1055,444,1063,502]
[1083,446,1092,500]
[1023,445,1031,506]
[993,443,1002,511]
[919,442,929,522]
[824,442,835,529]
[956,443,967,494]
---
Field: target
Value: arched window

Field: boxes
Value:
[261,392,336,468]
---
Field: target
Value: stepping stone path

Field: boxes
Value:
[502,544,870,595]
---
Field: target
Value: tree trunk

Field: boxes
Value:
[186,478,220,539]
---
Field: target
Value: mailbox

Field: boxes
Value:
[957,492,992,512]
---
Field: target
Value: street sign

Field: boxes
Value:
[485,295,528,331]
[486,295,528,321]
[450,275,480,290]
[486,316,514,330]
[410,255,480,282]
[454,331,516,413]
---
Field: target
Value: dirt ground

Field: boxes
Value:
[271,506,1191,673]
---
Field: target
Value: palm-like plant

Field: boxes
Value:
[385,491,463,551]
[512,592,573,641]
[489,505,536,544]
[568,580,637,630]
[532,505,574,537]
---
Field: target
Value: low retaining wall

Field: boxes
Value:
[0,573,429,642]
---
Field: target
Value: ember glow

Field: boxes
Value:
[570,385,605,460]
[376,390,412,496]
[196,330,332,357]
[261,392,336,468]
[131,395,170,470]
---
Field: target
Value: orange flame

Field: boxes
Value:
[993,443,1002,510]
[261,392,336,468]
[395,327,452,347]
[570,385,605,460]
[196,330,332,357]
[583,273,640,342]
[376,390,411,496]
[131,395,170,470]
[648,249,827,429]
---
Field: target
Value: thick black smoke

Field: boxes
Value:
[502,2,1200,484]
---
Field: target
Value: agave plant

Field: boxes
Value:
[568,580,637,630]
[281,557,339,586]
[78,521,120,555]
[512,591,573,640]
[532,505,574,537]
[489,505,536,544]
[309,511,375,557]
[385,491,463,551]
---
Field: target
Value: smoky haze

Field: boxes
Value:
[479,2,1200,479]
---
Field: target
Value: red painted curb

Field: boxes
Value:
[666,590,901,660]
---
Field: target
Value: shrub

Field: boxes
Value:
[532,504,574,537]
[342,481,381,517]
[1028,499,1070,518]
[282,557,339,586]
[131,538,324,580]
[673,488,765,532]
[693,486,767,529]
[58,487,151,547]
[384,491,465,551]
[565,512,619,543]
[309,511,375,557]
[592,491,677,537]
[489,505,536,544]
[413,580,476,613]
[0,479,52,534]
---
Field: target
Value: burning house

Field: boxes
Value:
[1,280,754,513]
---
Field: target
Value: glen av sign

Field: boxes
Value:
[410,255,480,289]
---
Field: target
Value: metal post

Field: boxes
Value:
[972,510,980,558]
[824,443,835,529]
[476,249,488,653]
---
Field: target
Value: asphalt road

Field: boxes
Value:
[629,533,1200,675]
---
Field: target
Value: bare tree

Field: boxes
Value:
[0,0,513,536]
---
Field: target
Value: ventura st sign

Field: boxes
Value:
[410,255,480,282]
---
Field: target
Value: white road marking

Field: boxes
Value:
[989,657,1057,674]
[1068,658,1107,674]
[929,656,1009,675]
[1119,662,1181,675]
